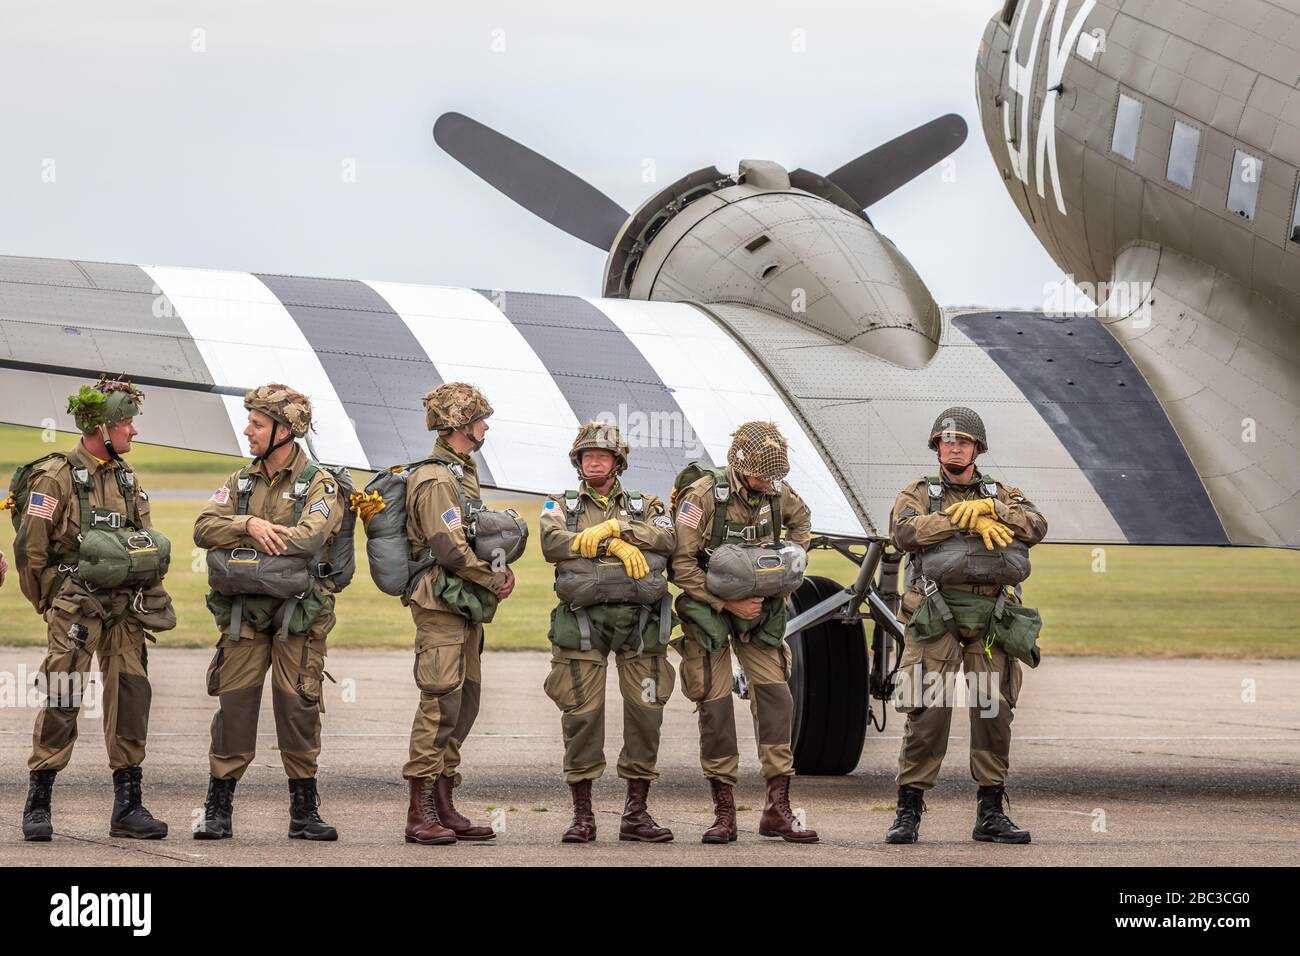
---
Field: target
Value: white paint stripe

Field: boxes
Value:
[363,282,580,492]
[586,297,866,537]
[140,266,370,467]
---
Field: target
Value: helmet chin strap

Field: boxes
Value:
[99,424,123,462]
[254,420,296,463]
[456,424,485,453]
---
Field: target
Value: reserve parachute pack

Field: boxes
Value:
[358,457,528,599]
[670,461,805,600]
[913,475,1030,586]
[907,474,1041,668]
[5,452,172,592]
[205,460,355,640]
[551,488,673,653]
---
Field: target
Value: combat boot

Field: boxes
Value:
[701,778,737,844]
[405,777,456,845]
[110,767,168,839]
[758,774,819,843]
[193,777,235,839]
[973,784,1031,844]
[23,770,56,842]
[619,778,672,842]
[562,779,597,843]
[432,775,495,841]
[288,777,338,841]
[885,785,926,844]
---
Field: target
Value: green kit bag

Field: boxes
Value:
[433,569,500,625]
[991,601,1043,668]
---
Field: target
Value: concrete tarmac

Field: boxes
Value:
[1,647,1296,866]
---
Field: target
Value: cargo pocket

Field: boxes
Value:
[542,658,580,712]
[295,638,326,707]
[672,637,710,703]
[205,646,226,696]
[893,640,927,715]
[413,638,465,698]
[1002,656,1023,712]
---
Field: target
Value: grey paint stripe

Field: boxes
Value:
[0,256,220,389]
[256,274,493,482]
[954,311,1228,545]
[478,289,712,493]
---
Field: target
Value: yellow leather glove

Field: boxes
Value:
[944,497,997,529]
[606,538,650,579]
[571,518,622,558]
[970,515,1015,550]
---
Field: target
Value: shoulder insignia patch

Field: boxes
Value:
[324,481,336,496]
[653,515,672,528]
[210,486,230,505]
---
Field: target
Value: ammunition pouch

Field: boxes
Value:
[677,593,787,652]
[909,585,1042,668]
[549,596,675,655]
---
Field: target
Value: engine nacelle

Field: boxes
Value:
[603,160,941,369]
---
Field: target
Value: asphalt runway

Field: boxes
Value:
[1,647,1296,866]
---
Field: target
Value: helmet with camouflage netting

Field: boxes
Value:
[727,420,790,481]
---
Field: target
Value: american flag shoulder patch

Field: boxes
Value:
[27,492,59,520]
[441,506,462,531]
[210,486,231,505]
[677,500,702,529]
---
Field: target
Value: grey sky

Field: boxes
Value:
[0,0,1064,308]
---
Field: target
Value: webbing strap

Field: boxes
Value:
[658,592,673,646]
[573,606,593,652]
[564,490,581,533]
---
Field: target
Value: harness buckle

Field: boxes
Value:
[93,511,125,529]
[921,577,938,598]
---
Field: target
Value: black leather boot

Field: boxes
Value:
[288,777,338,841]
[885,785,926,844]
[23,770,56,842]
[110,767,168,839]
[973,784,1031,844]
[193,777,236,840]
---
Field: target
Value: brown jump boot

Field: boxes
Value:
[432,775,495,841]
[702,778,737,844]
[758,774,819,843]
[562,779,596,843]
[619,778,673,843]
[405,777,456,845]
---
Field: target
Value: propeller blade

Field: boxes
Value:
[433,112,629,250]
[821,113,968,209]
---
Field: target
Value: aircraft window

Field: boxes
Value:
[1226,149,1262,221]
[1291,184,1300,243]
[1166,121,1200,189]
[1001,0,1020,25]
[1111,94,1142,161]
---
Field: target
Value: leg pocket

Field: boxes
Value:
[543,658,581,712]
[206,647,226,697]
[671,637,710,703]
[413,639,466,698]
[295,638,326,705]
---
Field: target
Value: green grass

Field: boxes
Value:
[2,424,1297,657]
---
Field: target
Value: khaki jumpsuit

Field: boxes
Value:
[193,444,343,781]
[539,480,677,784]
[670,466,812,785]
[889,468,1048,789]
[16,442,174,772]
[401,439,507,786]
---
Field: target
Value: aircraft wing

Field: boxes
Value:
[0,254,1288,547]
